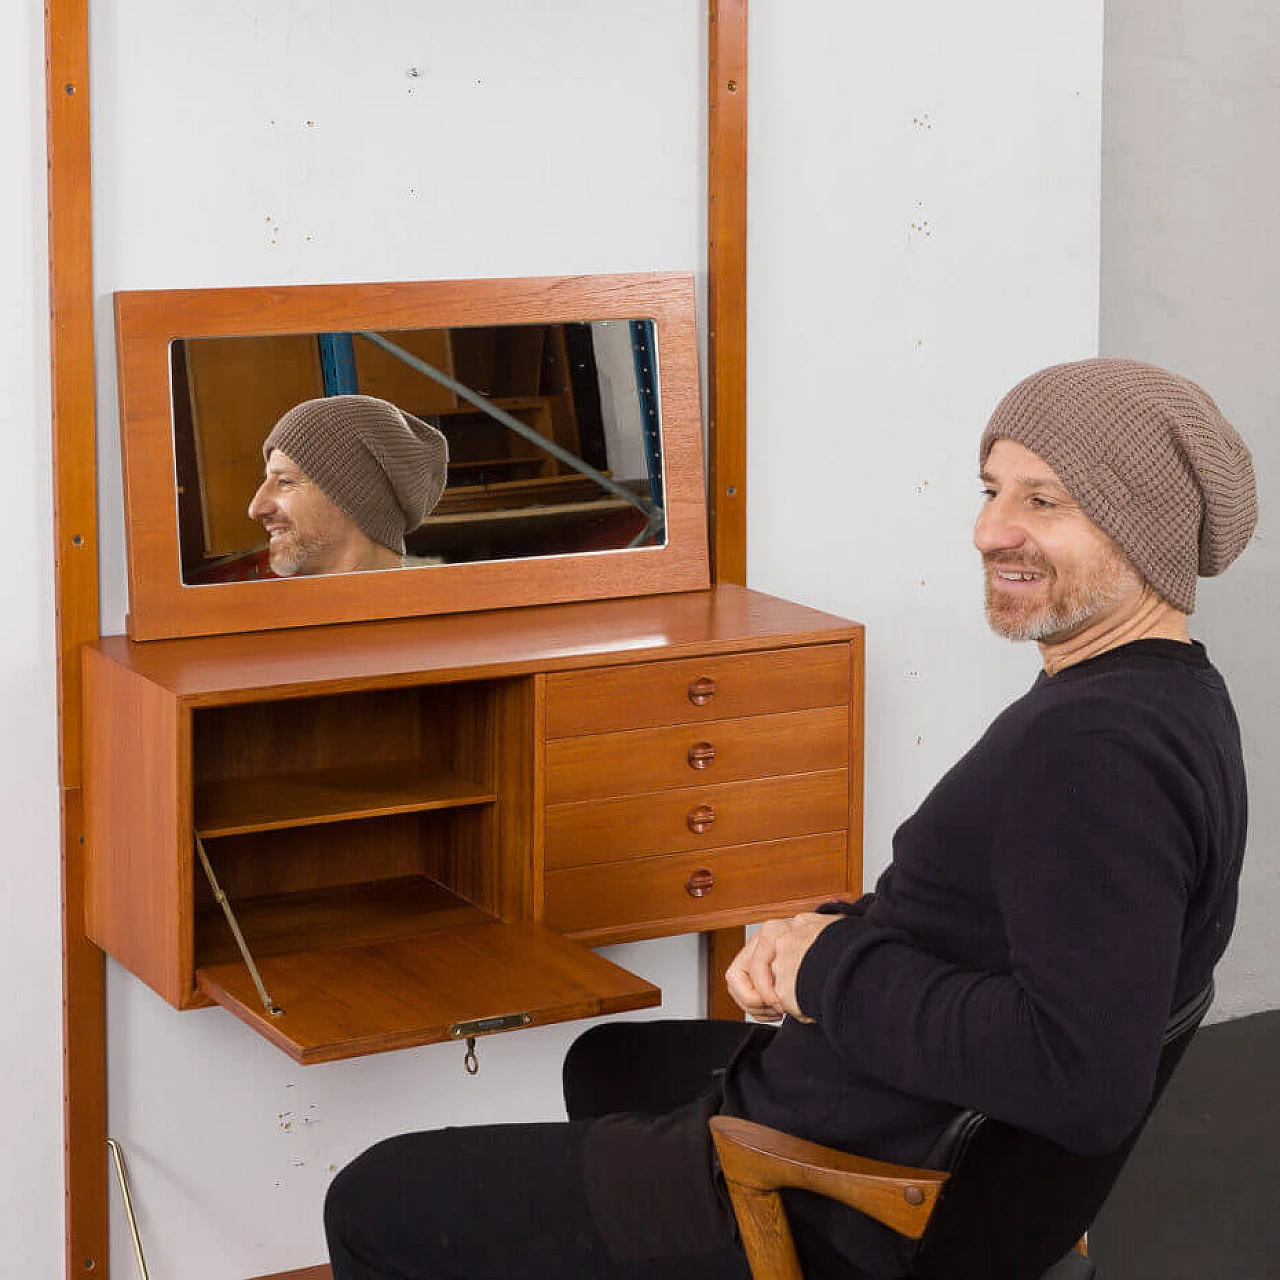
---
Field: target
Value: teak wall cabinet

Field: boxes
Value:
[84,585,864,1065]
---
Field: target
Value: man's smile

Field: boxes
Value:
[988,561,1048,589]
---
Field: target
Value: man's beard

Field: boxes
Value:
[983,546,1143,642]
[267,525,333,577]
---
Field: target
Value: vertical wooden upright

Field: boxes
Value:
[45,0,108,1274]
[705,0,750,1019]
[707,0,749,587]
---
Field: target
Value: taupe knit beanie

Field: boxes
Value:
[979,359,1256,613]
[264,395,448,554]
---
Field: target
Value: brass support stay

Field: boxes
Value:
[194,834,283,1016]
[106,1138,151,1280]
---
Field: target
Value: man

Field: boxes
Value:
[324,359,1255,1280]
[248,394,448,576]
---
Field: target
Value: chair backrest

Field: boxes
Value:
[901,982,1214,1280]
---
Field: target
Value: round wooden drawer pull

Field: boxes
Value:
[687,742,716,769]
[685,868,716,898]
[687,804,716,834]
[687,676,717,706]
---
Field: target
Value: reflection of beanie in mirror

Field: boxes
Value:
[264,395,449,554]
[979,359,1257,613]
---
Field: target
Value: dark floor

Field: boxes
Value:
[1088,1008,1280,1279]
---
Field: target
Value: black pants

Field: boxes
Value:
[324,1019,758,1280]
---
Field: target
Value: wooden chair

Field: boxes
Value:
[711,982,1213,1280]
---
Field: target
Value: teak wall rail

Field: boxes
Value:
[45,3,750,1275]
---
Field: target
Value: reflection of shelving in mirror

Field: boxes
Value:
[173,318,665,585]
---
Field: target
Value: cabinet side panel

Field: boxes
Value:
[847,631,866,894]
[493,677,536,923]
[419,683,498,915]
[531,674,548,922]
[83,647,186,1006]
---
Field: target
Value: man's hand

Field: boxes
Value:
[724,913,839,1022]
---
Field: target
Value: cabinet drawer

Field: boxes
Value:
[544,643,850,738]
[544,769,849,870]
[543,833,848,937]
[545,705,849,805]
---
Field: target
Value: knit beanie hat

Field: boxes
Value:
[264,395,448,554]
[979,359,1256,613]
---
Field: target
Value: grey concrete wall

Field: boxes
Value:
[1102,1,1280,1018]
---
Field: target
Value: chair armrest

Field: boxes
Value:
[710,1115,948,1240]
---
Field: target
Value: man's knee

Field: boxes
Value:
[323,1138,383,1254]
[324,1133,429,1269]
[563,1023,632,1117]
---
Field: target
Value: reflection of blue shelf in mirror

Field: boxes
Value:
[194,762,498,838]
[629,320,662,498]
[317,332,360,395]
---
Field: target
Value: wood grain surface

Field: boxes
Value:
[91,585,861,703]
[197,920,661,1063]
[544,640,852,738]
[543,833,848,938]
[708,0,749,585]
[46,1,107,1272]
[196,761,496,837]
[545,705,849,804]
[544,769,849,870]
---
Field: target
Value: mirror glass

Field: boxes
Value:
[171,320,665,585]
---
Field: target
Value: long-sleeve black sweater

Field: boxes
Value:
[721,639,1247,1278]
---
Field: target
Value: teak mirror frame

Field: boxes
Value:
[45,3,748,1275]
[117,273,710,642]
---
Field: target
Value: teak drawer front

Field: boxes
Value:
[543,833,848,936]
[544,705,850,805]
[544,643,850,738]
[543,769,849,870]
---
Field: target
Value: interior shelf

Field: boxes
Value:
[195,875,489,967]
[195,761,497,838]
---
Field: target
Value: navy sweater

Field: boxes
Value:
[721,639,1247,1278]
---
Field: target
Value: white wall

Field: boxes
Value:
[748,3,1105,893]
[0,3,65,1278]
[4,1,1105,1275]
[1101,1,1279,1020]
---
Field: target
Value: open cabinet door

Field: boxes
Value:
[197,918,660,1064]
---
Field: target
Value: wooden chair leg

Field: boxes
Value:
[721,1182,805,1280]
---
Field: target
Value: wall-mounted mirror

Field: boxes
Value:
[175,319,666,585]
[115,274,708,640]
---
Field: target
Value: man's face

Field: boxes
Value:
[247,449,362,576]
[974,439,1145,643]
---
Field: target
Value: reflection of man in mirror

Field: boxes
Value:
[248,394,448,577]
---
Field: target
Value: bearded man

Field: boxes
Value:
[324,360,1255,1280]
[248,394,447,577]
